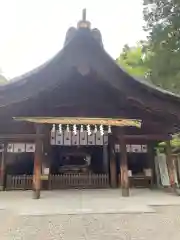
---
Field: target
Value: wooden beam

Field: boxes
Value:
[0,134,44,141]
[119,130,129,197]
[0,133,170,142]
[33,124,43,199]
[166,140,176,190]
[14,117,141,128]
[109,136,117,188]
[115,134,171,141]
[0,143,7,191]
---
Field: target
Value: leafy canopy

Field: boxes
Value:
[116,42,150,79]
[143,0,180,93]
[0,68,7,85]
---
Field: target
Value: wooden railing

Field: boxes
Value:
[49,173,109,189]
[6,175,33,190]
[6,173,109,190]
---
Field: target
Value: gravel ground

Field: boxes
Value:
[0,206,180,240]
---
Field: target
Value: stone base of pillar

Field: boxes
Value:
[122,188,129,197]
[33,189,40,199]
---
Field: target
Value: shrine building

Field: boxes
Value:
[0,10,180,198]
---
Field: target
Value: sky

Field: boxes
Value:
[0,0,146,79]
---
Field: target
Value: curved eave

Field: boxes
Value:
[0,28,180,121]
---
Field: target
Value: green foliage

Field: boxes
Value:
[0,74,7,85]
[116,42,150,78]
[117,1,180,150]
[159,137,180,148]
[143,0,180,93]
[157,135,180,153]
[0,68,7,85]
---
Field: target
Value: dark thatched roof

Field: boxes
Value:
[0,23,180,125]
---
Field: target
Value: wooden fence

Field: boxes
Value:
[6,173,109,190]
[6,175,33,190]
[49,174,109,189]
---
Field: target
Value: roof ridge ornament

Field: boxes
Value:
[77,9,91,29]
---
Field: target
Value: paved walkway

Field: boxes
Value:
[0,189,179,215]
[0,189,180,239]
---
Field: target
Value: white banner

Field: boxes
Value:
[157,153,170,186]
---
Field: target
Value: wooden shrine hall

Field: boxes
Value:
[0,10,180,199]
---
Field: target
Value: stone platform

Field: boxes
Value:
[0,189,179,216]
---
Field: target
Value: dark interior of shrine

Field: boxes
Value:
[116,153,149,176]
[6,153,34,175]
[50,145,104,174]
[3,149,149,178]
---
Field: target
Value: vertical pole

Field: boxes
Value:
[147,142,154,188]
[33,124,43,199]
[43,124,51,190]
[119,129,129,197]
[166,140,176,190]
[103,144,108,173]
[109,135,117,188]
[0,143,7,191]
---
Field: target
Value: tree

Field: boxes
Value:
[143,0,180,93]
[116,42,150,79]
[0,75,7,84]
[0,68,7,85]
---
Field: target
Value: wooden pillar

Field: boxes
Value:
[147,142,155,188]
[109,136,117,188]
[42,125,51,190]
[0,143,7,191]
[166,140,176,190]
[33,124,43,199]
[103,145,109,173]
[119,130,129,197]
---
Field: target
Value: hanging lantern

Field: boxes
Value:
[87,124,91,135]
[51,124,56,132]
[73,124,77,135]
[58,124,62,133]
[80,125,84,132]
[66,124,70,132]
[108,125,112,134]
[94,125,97,133]
[100,124,104,136]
